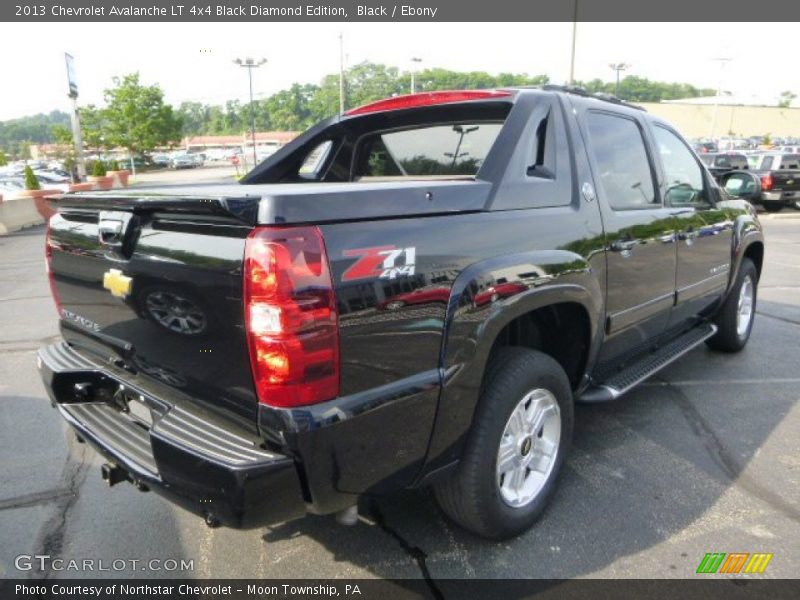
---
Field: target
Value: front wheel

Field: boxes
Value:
[433,347,573,539]
[706,257,758,352]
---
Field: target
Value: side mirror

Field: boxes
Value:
[721,171,759,200]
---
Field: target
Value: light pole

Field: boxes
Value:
[339,33,345,114]
[234,57,267,169]
[709,57,732,139]
[609,62,630,98]
[568,0,578,84]
[445,125,479,169]
[410,57,422,94]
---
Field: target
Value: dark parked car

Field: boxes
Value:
[39,87,763,539]
[720,153,800,212]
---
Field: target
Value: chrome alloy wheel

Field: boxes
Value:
[496,388,561,508]
[736,275,754,338]
[145,291,207,335]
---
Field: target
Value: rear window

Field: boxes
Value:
[780,154,800,170]
[354,122,503,180]
[713,154,748,169]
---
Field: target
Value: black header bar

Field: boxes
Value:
[3,0,800,22]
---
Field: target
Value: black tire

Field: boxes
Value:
[762,204,783,213]
[433,347,573,539]
[706,257,758,353]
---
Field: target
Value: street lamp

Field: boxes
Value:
[609,63,630,98]
[233,57,267,169]
[709,57,732,139]
[410,57,423,94]
[445,125,479,168]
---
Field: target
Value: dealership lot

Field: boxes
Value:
[0,206,798,582]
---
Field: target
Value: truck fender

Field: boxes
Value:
[418,251,604,478]
[727,212,764,296]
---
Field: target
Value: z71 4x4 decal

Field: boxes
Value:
[342,246,416,281]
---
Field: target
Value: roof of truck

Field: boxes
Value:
[342,85,646,118]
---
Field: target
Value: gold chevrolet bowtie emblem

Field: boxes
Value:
[103,269,132,298]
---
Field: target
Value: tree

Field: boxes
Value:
[23,165,40,191]
[100,73,183,156]
[778,91,796,108]
[0,150,7,166]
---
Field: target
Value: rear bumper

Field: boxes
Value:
[37,342,306,529]
[760,191,794,204]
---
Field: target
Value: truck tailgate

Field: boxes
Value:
[47,199,259,427]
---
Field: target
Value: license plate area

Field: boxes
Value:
[122,394,154,429]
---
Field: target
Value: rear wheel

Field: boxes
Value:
[434,347,573,539]
[706,257,757,352]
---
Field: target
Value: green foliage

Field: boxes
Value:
[778,91,796,108]
[23,165,40,191]
[575,75,715,102]
[0,150,7,166]
[0,111,70,158]
[100,73,183,155]
[91,160,107,177]
[110,159,121,171]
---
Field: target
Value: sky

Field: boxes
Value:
[0,21,798,121]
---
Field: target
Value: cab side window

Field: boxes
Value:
[653,126,708,207]
[586,112,657,210]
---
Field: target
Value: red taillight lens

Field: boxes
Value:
[344,90,512,116]
[244,226,339,407]
[45,219,63,316]
[760,173,774,191]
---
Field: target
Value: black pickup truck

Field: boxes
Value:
[38,87,764,540]
[719,153,800,212]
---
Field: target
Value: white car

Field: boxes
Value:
[170,154,201,169]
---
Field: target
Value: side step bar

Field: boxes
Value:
[580,323,717,402]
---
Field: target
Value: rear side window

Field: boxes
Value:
[761,156,774,170]
[586,112,657,210]
[354,123,503,180]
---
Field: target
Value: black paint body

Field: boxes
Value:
[41,89,764,524]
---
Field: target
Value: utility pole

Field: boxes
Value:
[568,0,578,84]
[234,57,267,169]
[709,57,732,139]
[410,57,422,93]
[339,33,345,114]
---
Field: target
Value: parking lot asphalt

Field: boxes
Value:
[0,204,798,583]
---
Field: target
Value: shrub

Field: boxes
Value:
[110,159,121,171]
[23,165,40,191]
[92,160,107,177]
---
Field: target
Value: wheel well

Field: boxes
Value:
[743,242,764,281]
[488,302,591,391]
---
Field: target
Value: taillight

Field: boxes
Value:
[244,226,339,407]
[45,219,63,316]
[760,173,774,191]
